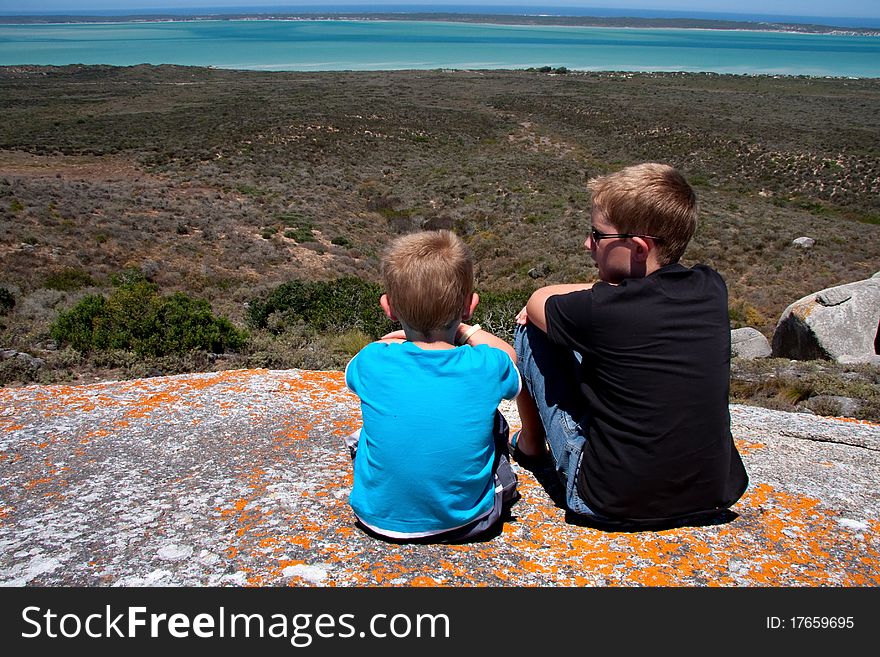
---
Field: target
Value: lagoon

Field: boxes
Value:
[1,19,878,77]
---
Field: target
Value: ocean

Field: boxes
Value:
[1,18,878,77]
[4,5,880,29]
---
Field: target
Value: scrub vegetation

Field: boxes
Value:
[0,65,877,419]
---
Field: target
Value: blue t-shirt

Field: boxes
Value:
[345,341,521,537]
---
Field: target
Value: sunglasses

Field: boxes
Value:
[590,228,664,243]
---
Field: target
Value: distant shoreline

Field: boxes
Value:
[1,12,878,36]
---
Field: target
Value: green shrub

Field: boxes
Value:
[330,329,373,356]
[471,289,532,344]
[44,268,95,291]
[285,227,315,242]
[0,287,14,315]
[249,281,530,344]
[248,277,392,338]
[147,293,247,355]
[279,211,313,230]
[110,267,148,287]
[99,282,160,351]
[728,298,766,329]
[50,294,107,352]
[236,184,265,197]
[51,281,246,356]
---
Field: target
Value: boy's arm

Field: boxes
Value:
[456,323,517,363]
[517,283,594,332]
[379,329,407,343]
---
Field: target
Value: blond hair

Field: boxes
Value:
[588,163,697,265]
[381,230,473,334]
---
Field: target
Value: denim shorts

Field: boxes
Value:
[514,323,606,520]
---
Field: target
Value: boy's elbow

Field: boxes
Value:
[526,293,548,332]
[500,343,517,364]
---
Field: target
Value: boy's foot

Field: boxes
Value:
[508,429,551,471]
[508,430,566,508]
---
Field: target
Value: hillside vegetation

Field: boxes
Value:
[0,65,878,417]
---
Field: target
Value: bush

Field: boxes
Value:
[50,293,107,352]
[472,289,531,344]
[285,227,315,242]
[330,329,373,356]
[0,287,14,315]
[151,293,246,354]
[50,281,247,356]
[247,277,392,338]
[110,267,148,287]
[249,281,530,344]
[44,268,95,291]
[728,298,765,329]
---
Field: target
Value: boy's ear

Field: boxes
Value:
[631,237,651,263]
[380,294,398,321]
[462,292,479,320]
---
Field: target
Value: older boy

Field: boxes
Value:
[345,230,521,542]
[513,163,748,526]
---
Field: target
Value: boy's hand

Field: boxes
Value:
[516,305,529,325]
[380,330,407,342]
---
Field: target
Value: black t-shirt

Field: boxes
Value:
[545,263,748,520]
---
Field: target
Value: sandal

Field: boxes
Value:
[509,430,566,508]
[508,429,552,472]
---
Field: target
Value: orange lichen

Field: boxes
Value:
[409,576,441,586]
[827,417,880,426]
[24,477,53,489]
[735,440,766,454]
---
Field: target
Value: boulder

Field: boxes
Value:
[792,237,815,248]
[0,348,44,370]
[839,354,880,366]
[772,277,880,363]
[801,395,861,419]
[731,327,771,359]
[528,262,551,279]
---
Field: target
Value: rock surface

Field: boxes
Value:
[772,276,880,363]
[731,327,772,359]
[1,369,878,587]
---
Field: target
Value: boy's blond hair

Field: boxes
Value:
[381,230,473,334]
[588,163,697,265]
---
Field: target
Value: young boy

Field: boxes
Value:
[513,163,748,527]
[345,230,521,542]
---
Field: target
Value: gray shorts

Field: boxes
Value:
[439,411,519,542]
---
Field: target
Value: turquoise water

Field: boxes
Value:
[1,20,878,77]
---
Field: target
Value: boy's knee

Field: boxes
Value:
[514,322,550,359]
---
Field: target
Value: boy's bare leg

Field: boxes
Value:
[515,387,547,457]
